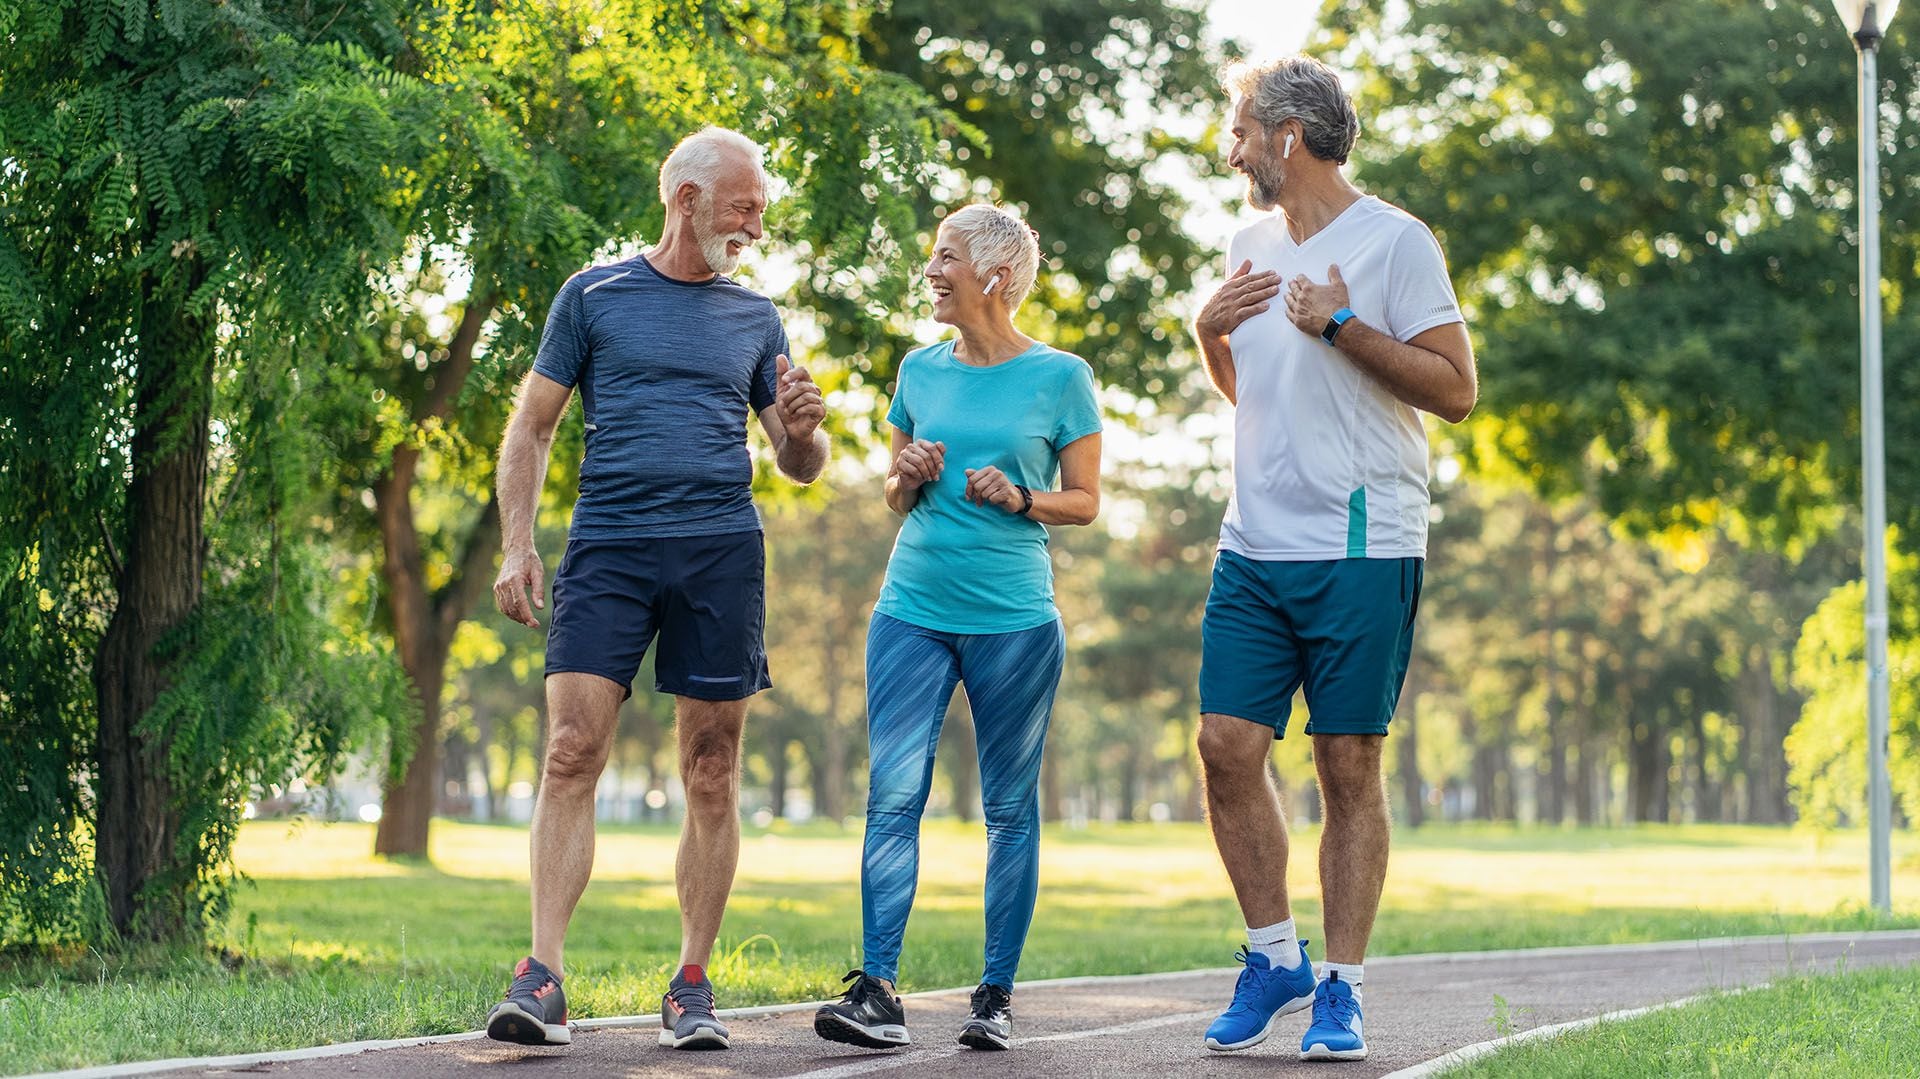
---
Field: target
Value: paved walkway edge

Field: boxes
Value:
[1379,987,1763,1078]
[20,930,1920,1079]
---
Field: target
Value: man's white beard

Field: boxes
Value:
[695,199,752,275]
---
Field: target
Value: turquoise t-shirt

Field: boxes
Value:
[876,339,1103,634]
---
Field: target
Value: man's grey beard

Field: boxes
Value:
[695,199,752,275]
[1245,161,1284,210]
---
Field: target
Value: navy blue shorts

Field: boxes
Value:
[1199,552,1422,737]
[544,530,771,700]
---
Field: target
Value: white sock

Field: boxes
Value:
[1321,961,1364,1000]
[1246,918,1304,970]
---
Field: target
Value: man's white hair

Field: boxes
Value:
[658,127,767,211]
[941,203,1042,311]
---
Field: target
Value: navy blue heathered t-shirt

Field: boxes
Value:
[532,255,786,539]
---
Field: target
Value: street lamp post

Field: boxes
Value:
[1833,0,1899,915]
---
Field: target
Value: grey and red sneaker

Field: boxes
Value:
[486,956,571,1045]
[659,964,730,1050]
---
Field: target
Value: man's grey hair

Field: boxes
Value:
[1226,56,1359,165]
[941,203,1042,311]
[658,127,767,211]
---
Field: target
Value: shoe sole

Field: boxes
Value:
[957,1023,1010,1050]
[657,1025,730,1050]
[814,1011,911,1049]
[1301,1042,1368,1061]
[487,1002,572,1046]
[1204,993,1314,1052]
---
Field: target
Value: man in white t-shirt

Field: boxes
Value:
[1188,56,1477,1064]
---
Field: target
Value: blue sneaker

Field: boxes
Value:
[1204,943,1317,1051]
[1300,970,1366,1061]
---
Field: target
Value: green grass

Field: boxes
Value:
[3,819,1917,1074]
[1440,963,1920,1077]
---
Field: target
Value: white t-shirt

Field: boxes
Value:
[1218,196,1463,561]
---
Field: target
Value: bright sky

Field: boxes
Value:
[1207,0,1323,60]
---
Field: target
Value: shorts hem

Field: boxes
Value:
[544,666,635,699]
[656,676,772,702]
[1199,704,1290,738]
[1302,719,1392,737]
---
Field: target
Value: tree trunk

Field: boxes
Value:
[1536,507,1566,825]
[93,272,213,942]
[1396,705,1423,828]
[1116,740,1140,823]
[1741,644,1791,824]
[1041,750,1063,823]
[373,299,498,856]
[942,697,976,823]
[1571,739,1595,825]
[768,736,790,820]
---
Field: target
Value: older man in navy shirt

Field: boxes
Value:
[484,127,828,1052]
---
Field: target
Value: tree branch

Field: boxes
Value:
[98,509,123,579]
[434,490,502,641]
[413,294,497,425]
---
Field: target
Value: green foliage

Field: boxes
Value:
[1,0,449,943]
[804,0,1229,397]
[1321,0,1918,556]
[1788,540,1920,826]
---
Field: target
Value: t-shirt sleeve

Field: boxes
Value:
[751,317,786,414]
[886,360,913,438]
[1051,359,1103,450]
[531,274,590,388]
[1383,222,1464,342]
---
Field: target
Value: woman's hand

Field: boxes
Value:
[890,438,946,490]
[963,465,1024,513]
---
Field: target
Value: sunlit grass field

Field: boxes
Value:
[4,819,1917,1074]
[1440,963,1920,1077]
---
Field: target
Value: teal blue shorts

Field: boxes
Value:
[1199,551,1422,738]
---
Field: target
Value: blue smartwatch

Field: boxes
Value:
[1321,307,1357,345]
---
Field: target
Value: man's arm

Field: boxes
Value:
[758,354,829,484]
[493,371,572,628]
[1326,319,1476,423]
[1192,259,1281,406]
[1284,264,1477,424]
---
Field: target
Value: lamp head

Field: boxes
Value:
[1834,0,1901,47]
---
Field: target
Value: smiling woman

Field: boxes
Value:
[805,203,1109,1052]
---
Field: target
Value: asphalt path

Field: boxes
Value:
[89,931,1920,1079]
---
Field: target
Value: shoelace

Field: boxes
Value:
[837,969,878,1006]
[1230,948,1275,997]
[1314,980,1358,1026]
[969,983,1011,1019]
[670,979,717,1015]
[511,967,555,998]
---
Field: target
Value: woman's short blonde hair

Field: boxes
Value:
[940,203,1042,310]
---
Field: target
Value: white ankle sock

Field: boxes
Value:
[1246,918,1304,969]
[1321,961,1364,999]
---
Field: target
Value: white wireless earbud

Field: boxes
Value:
[1283,132,1296,159]
[982,273,1004,296]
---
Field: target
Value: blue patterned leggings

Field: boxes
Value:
[859,612,1065,988]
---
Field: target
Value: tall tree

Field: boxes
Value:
[1323,0,1918,554]
[2,0,434,942]
[341,0,960,856]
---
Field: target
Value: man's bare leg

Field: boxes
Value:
[674,695,749,967]
[1198,712,1292,927]
[529,672,625,979]
[1313,733,1390,966]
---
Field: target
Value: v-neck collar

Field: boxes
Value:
[1281,195,1374,251]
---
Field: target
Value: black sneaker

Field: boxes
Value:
[958,982,1013,1050]
[814,970,910,1049]
[486,956,571,1045]
[659,965,730,1050]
